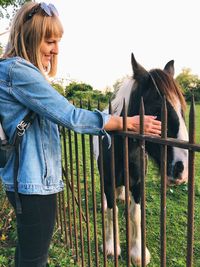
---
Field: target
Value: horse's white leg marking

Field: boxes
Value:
[104,207,121,256]
[129,195,150,266]
[103,193,107,211]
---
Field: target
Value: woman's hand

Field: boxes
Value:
[127,115,161,136]
[104,115,161,136]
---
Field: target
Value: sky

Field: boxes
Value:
[0,0,200,91]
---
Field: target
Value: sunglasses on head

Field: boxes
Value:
[26,2,59,21]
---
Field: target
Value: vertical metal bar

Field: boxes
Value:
[88,101,99,267]
[68,130,78,261]
[74,125,85,267]
[109,101,118,267]
[187,96,196,267]
[98,100,107,267]
[61,188,69,247]
[160,97,167,267]
[80,99,92,266]
[56,194,59,228]
[58,126,63,236]
[81,128,92,267]
[98,137,107,267]
[139,98,146,267]
[122,99,131,267]
[58,192,64,235]
[89,135,99,266]
[62,127,70,246]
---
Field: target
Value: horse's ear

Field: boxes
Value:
[164,60,175,77]
[131,53,149,81]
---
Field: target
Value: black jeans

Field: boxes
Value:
[6,191,57,267]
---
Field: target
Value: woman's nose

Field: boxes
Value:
[51,43,59,55]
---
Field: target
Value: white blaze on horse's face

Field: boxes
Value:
[169,100,189,184]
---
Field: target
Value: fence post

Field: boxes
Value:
[160,97,167,267]
[187,96,196,267]
[139,98,146,267]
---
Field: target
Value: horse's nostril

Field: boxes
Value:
[173,161,184,178]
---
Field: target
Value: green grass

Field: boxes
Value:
[0,104,200,267]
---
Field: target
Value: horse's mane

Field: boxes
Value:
[149,69,187,113]
[110,70,186,116]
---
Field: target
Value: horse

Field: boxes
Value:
[94,53,189,266]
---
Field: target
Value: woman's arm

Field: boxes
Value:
[11,59,161,136]
[104,115,161,136]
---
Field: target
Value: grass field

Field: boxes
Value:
[0,103,200,267]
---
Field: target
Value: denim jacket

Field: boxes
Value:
[0,57,111,195]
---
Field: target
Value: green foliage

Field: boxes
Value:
[65,82,112,109]
[65,82,93,97]
[50,81,112,109]
[52,82,65,96]
[0,0,27,5]
[176,68,200,102]
[0,0,31,18]
[0,43,3,56]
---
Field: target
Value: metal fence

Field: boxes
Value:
[56,98,200,267]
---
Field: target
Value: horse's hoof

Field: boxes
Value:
[102,242,121,257]
[167,177,188,186]
[130,246,150,266]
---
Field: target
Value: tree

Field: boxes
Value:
[0,43,3,56]
[65,82,93,98]
[176,68,200,102]
[0,0,32,18]
[65,82,110,109]
[52,82,65,96]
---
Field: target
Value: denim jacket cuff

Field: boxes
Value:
[94,109,111,148]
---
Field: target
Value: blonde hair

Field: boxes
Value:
[4,2,64,77]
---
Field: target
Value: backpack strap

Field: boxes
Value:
[13,111,36,214]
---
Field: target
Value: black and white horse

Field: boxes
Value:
[94,53,188,266]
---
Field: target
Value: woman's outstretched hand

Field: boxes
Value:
[104,115,161,136]
[127,115,161,136]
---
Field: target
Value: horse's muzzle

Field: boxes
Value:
[167,161,188,186]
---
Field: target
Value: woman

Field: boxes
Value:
[0,2,161,266]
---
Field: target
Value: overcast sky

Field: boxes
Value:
[0,0,200,90]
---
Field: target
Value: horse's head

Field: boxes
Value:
[129,53,188,185]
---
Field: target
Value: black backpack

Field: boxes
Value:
[0,120,11,168]
[0,112,35,167]
[0,112,36,213]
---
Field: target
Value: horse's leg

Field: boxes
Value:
[104,206,121,256]
[103,193,107,211]
[129,195,150,266]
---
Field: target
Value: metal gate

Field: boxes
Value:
[56,97,200,267]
